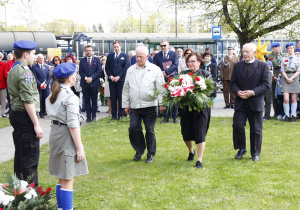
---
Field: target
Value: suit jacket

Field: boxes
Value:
[230,59,270,112]
[0,61,7,89]
[31,63,51,91]
[79,56,102,88]
[153,51,179,77]
[130,55,153,65]
[105,52,130,82]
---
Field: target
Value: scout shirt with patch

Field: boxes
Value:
[7,60,40,112]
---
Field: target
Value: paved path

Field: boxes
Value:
[0,91,273,163]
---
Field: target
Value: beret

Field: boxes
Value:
[296,49,300,52]
[14,40,37,50]
[286,43,295,48]
[227,46,234,50]
[271,42,281,48]
[53,63,76,79]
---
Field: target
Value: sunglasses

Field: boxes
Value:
[160,45,167,47]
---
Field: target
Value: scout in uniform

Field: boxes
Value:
[7,40,43,185]
[46,63,89,210]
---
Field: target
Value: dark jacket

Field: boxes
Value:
[31,63,51,91]
[153,50,179,78]
[79,56,102,88]
[230,59,270,112]
[105,52,130,82]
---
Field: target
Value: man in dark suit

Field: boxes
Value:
[79,44,102,122]
[230,43,270,162]
[105,41,130,120]
[153,40,179,123]
[31,54,51,118]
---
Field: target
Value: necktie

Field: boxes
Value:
[115,53,118,60]
[88,57,91,68]
[276,54,281,65]
[289,57,293,68]
[164,53,166,60]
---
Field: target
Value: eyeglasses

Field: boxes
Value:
[160,45,167,47]
[187,60,198,64]
[54,59,60,61]
[185,52,191,55]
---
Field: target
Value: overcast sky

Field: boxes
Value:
[1,0,184,32]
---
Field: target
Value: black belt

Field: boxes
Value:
[52,120,67,126]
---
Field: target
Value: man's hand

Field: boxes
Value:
[114,76,120,82]
[34,125,43,139]
[43,84,47,89]
[159,106,166,114]
[124,108,130,115]
[110,76,115,82]
[238,90,254,99]
[86,77,92,84]
[272,76,278,82]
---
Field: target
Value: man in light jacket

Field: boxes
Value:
[122,45,165,163]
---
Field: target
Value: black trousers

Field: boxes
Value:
[129,106,157,156]
[9,110,40,185]
[163,104,178,120]
[82,85,98,119]
[38,88,50,117]
[232,102,263,157]
[109,81,124,118]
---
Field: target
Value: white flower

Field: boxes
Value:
[100,78,105,84]
[179,74,194,87]
[170,79,179,86]
[20,180,28,189]
[0,194,15,205]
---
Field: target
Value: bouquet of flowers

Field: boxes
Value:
[162,72,216,113]
[99,78,108,106]
[0,173,56,210]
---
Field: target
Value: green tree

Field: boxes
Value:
[117,16,140,33]
[175,0,300,46]
[43,19,87,35]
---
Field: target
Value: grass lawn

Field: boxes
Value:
[0,118,10,128]
[0,117,299,209]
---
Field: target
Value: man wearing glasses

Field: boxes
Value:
[153,40,179,123]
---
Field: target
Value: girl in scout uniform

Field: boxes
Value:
[46,63,89,210]
[281,43,300,122]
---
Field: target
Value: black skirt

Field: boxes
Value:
[180,107,211,144]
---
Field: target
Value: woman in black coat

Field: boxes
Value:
[203,51,217,101]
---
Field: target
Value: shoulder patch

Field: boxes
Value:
[22,72,33,85]
[22,65,29,70]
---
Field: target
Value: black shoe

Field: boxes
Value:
[133,151,144,161]
[187,149,196,161]
[291,115,296,122]
[110,117,117,120]
[252,156,259,161]
[145,155,154,163]
[160,118,169,123]
[173,119,179,123]
[235,149,247,159]
[86,118,91,123]
[92,118,96,122]
[118,117,122,121]
[195,161,202,168]
[40,115,44,119]
[2,114,7,118]
[263,116,270,121]
[284,115,289,122]
[231,105,234,109]
[224,105,230,109]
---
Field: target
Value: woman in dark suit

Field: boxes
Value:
[180,52,211,168]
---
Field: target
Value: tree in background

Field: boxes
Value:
[93,23,104,33]
[174,0,300,46]
[43,19,87,35]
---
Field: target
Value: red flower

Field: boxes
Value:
[45,187,52,194]
[41,191,46,197]
[285,60,288,62]
[13,188,28,195]
[270,58,273,61]
[195,77,200,81]
[169,77,174,82]
[188,73,193,76]
[179,78,183,83]
[30,183,35,188]
[38,186,43,193]
[1,208,4,210]
[2,183,8,188]
[164,83,168,89]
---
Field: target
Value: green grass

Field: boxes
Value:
[1,117,299,209]
[0,118,10,128]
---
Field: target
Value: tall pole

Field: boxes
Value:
[140,13,142,33]
[5,4,7,31]
[175,0,178,38]
[157,8,160,33]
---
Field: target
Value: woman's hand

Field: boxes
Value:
[76,147,85,163]
[287,78,294,84]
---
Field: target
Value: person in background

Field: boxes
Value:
[170,47,176,52]
[4,53,16,114]
[128,50,135,66]
[204,47,217,64]
[0,56,7,117]
[275,71,284,120]
[203,51,217,105]
[50,56,62,88]
[267,42,283,117]
[263,61,273,120]
[64,54,81,98]
[130,44,153,65]
[151,49,159,59]
[281,43,300,122]
[220,46,239,109]
[177,48,188,74]
[46,55,53,66]
[46,63,88,210]
[7,53,13,61]
[101,56,112,117]
[31,54,51,119]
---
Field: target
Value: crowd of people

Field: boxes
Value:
[1,38,300,209]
